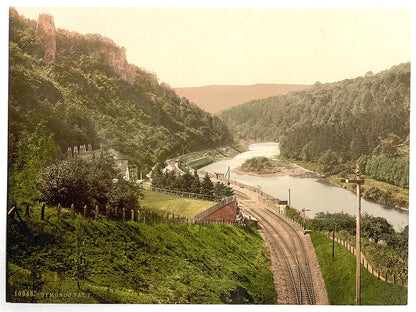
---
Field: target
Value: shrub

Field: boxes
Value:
[37,153,141,209]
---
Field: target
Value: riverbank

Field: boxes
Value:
[233,160,316,178]
[179,140,250,172]
[200,142,408,231]
[276,156,409,211]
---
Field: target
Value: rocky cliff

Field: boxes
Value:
[29,9,137,83]
[83,34,138,84]
[36,13,56,62]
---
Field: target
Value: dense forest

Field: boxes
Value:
[8,9,232,177]
[219,63,410,188]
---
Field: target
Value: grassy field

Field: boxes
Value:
[310,231,407,305]
[140,190,214,217]
[7,203,277,304]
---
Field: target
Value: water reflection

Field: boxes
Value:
[201,142,408,231]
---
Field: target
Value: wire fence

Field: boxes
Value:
[8,195,243,226]
[142,184,215,201]
[322,230,407,287]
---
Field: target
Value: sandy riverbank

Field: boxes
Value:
[233,162,317,178]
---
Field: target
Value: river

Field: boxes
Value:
[200,142,408,231]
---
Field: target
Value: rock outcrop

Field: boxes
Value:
[32,10,136,83]
[84,34,137,84]
[36,13,56,62]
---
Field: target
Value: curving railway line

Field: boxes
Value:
[235,189,328,305]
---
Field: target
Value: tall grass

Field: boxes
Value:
[310,231,407,305]
[7,204,276,304]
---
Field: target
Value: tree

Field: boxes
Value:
[37,153,142,208]
[200,173,214,196]
[301,141,321,162]
[373,133,401,158]
[361,215,395,243]
[318,150,343,175]
[9,121,61,207]
[190,171,201,194]
[213,182,234,200]
[176,171,195,192]
[108,178,141,211]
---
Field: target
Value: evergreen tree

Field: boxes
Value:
[200,173,214,196]
[190,171,201,194]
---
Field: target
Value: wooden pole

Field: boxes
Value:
[341,166,364,306]
[106,204,109,219]
[25,203,30,217]
[95,205,99,220]
[356,177,362,305]
[41,203,45,220]
[71,204,75,219]
[57,203,62,217]
[83,205,87,219]
[332,224,336,260]
[131,209,134,221]
[122,207,126,222]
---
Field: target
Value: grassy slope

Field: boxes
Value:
[7,204,276,304]
[140,190,214,217]
[179,144,245,171]
[310,231,407,305]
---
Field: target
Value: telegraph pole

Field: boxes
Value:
[341,165,364,305]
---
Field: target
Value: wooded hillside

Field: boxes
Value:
[8,9,233,174]
[219,63,410,187]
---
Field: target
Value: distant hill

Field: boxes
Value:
[175,84,310,113]
[218,63,410,188]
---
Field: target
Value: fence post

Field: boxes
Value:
[106,204,109,219]
[131,210,134,221]
[57,203,62,217]
[83,205,87,219]
[122,208,126,222]
[41,203,45,220]
[25,203,30,217]
[95,205,99,220]
[377,270,380,280]
[71,204,75,219]
[137,210,140,222]
[143,211,146,224]
[393,275,396,284]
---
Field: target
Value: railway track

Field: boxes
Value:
[235,190,316,305]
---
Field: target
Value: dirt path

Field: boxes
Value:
[234,187,329,305]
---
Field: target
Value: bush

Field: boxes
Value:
[318,150,344,175]
[37,153,141,209]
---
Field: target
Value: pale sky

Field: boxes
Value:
[13,5,412,87]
